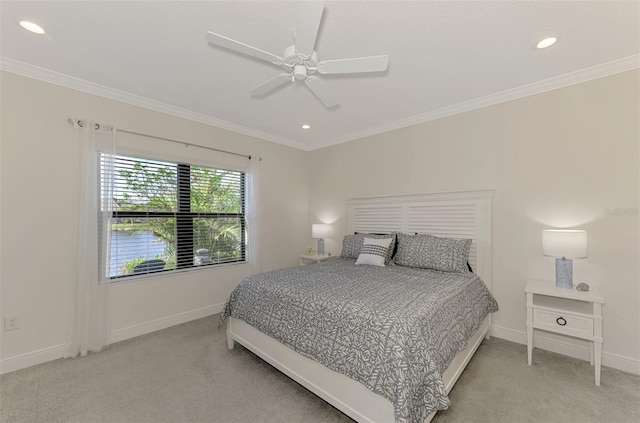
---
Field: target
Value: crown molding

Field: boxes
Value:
[313,54,640,150]
[0,57,303,150]
[2,54,638,152]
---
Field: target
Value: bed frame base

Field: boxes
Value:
[227,316,491,423]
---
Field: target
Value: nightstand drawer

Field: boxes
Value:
[533,308,594,339]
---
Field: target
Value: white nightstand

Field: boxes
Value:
[299,254,333,265]
[525,279,604,385]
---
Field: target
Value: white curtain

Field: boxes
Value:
[65,119,115,358]
[246,156,261,275]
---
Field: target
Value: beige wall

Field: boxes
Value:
[1,69,638,375]
[309,70,640,373]
[0,72,309,371]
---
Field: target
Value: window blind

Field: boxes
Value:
[101,154,246,279]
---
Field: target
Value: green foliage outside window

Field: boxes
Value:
[111,157,244,275]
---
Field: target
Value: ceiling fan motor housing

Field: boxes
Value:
[283,45,318,66]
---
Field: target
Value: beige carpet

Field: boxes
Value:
[1,315,638,423]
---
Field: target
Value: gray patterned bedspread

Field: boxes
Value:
[220,258,498,423]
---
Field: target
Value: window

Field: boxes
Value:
[101,154,246,279]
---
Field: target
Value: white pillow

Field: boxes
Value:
[356,237,393,267]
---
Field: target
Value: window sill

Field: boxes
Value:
[109,260,249,285]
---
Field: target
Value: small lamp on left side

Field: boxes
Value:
[312,224,331,256]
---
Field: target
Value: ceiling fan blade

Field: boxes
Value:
[250,73,292,97]
[305,76,338,108]
[295,1,324,58]
[206,31,284,65]
[317,55,389,74]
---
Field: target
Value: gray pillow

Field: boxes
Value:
[394,233,471,273]
[341,232,397,264]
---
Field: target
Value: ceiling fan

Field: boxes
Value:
[205,1,389,108]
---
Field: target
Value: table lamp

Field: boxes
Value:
[542,229,587,289]
[312,224,331,255]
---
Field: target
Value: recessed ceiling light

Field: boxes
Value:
[537,37,557,49]
[301,124,311,130]
[19,21,45,35]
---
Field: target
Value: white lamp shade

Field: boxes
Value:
[542,229,587,258]
[312,224,331,239]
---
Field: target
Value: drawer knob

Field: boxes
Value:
[556,317,567,326]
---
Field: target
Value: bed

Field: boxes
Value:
[221,191,496,423]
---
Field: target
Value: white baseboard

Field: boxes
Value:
[110,303,224,343]
[0,303,224,375]
[0,343,67,375]
[3,315,637,377]
[490,324,640,376]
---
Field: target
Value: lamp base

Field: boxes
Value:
[317,239,325,255]
[555,258,573,289]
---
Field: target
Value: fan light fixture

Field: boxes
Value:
[205,0,389,109]
[301,124,311,130]
[537,37,557,49]
[19,21,45,35]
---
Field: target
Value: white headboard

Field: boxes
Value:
[346,190,493,288]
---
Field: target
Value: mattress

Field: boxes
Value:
[221,258,498,423]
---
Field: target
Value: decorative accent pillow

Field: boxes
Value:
[341,233,397,264]
[356,237,393,267]
[394,233,471,273]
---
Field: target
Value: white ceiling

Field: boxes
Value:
[1,1,638,151]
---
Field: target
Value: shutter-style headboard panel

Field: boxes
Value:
[347,190,493,288]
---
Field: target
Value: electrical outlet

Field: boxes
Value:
[4,316,19,331]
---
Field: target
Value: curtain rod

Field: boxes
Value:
[67,118,252,160]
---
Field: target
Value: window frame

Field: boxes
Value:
[104,154,247,280]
